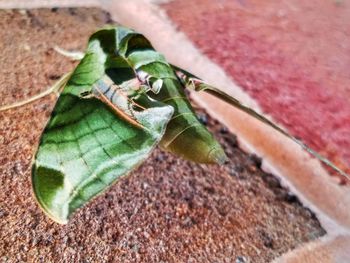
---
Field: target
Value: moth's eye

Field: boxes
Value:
[136,70,149,83]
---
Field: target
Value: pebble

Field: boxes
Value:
[197,114,208,126]
[248,154,262,168]
[219,126,228,134]
[236,255,248,263]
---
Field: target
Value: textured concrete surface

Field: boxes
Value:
[1,0,350,262]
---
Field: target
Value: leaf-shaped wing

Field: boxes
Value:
[32,91,172,223]
[32,26,174,223]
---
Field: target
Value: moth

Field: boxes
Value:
[1,26,348,223]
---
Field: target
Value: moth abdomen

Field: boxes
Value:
[149,78,227,164]
[163,122,227,164]
[92,75,145,129]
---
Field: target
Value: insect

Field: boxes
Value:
[1,26,348,223]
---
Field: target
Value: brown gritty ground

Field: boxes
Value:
[0,8,325,263]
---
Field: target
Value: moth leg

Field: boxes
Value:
[129,99,146,111]
[53,46,84,61]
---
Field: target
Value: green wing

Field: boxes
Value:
[32,86,173,224]
[32,86,173,223]
[32,33,174,223]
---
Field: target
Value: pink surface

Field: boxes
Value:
[164,0,350,180]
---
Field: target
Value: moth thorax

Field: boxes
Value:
[92,76,131,114]
[136,70,163,94]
